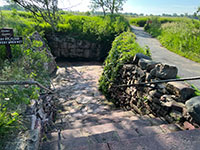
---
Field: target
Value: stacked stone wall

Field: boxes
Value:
[110,53,200,128]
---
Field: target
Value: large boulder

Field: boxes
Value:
[150,63,178,79]
[185,96,200,124]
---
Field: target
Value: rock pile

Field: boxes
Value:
[110,53,199,127]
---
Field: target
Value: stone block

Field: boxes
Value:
[133,53,151,65]
[186,96,200,124]
[150,63,178,79]
[149,90,163,98]
[138,58,159,71]
[166,82,195,102]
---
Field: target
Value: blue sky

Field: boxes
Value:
[1,0,200,15]
[124,0,200,15]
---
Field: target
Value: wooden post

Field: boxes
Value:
[5,44,12,59]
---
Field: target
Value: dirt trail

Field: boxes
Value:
[132,26,200,89]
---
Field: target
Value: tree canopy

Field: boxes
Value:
[90,0,127,16]
[11,0,60,31]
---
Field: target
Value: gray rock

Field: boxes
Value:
[166,82,195,102]
[133,53,151,64]
[149,90,163,98]
[138,58,159,71]
[186,96,200,124]
[46,34,101,60]
[150,63,178,79]
[145,73,152,82]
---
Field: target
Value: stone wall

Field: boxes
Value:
[109,53,200,128]
[30,32,57,75]
[46,34,102,61]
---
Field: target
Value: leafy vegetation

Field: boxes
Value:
[39,14,130,59]
[144,17,200,63]
[99,32,150,101]
[0,19,50,141]
[1,10,130,59]
[129,16,194,27]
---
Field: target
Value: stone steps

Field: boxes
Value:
[108,128,200,150]
[42,128,200,150]
[41,122,180,150]
[55,110,167,130]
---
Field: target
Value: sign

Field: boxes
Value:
[0,37,23,45]
[0,28,14,38]
[0,28,23,59]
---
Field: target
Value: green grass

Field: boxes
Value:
[140,16,200,63]
[1,10,130,60]
[129,16,197,27]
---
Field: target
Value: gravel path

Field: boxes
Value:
[131,26,200,89]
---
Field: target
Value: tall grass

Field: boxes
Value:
[144,17,200,63]
[129,16,196,27]
[159,21,200,62]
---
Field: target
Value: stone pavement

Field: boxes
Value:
[40,62,199,150]
[131,26,200,89]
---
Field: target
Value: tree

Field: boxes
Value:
[10,0,60,31]
[90,0,127,16]
[90,0,107,16]
[105,0,126,14]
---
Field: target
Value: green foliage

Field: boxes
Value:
[130,17,149,27]
[0,33,50,136]
[39,14,130,42]
[0,10,36,36]
[0,11,129,60]
[129,16,195,27]
[191,85,200,96]
[39,14,130,59]
[144,17,161,37]
[145,18,200,63]
[99,32,149,100]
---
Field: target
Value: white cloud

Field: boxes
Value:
[0,1,7,6]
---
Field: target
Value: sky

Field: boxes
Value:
[1,0,200,15]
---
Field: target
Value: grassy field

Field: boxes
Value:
[130,16,200,63]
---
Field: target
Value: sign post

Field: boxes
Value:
[0,28,23,59]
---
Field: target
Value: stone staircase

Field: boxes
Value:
[40,64,200,150]
[40,110,199,150]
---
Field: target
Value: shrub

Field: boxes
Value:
[99,32,150,100]
[0,32,50,138]
[40,14,130,59]
[130,17,149,27]
[144,17,161,37]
